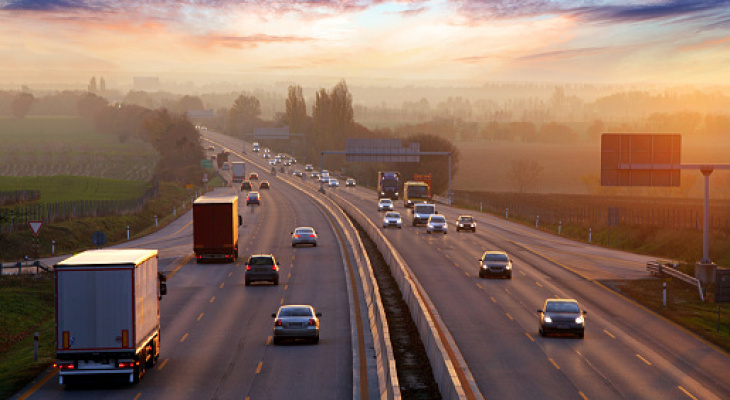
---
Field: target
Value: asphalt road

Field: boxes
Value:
[207,130,730,399]
[17,158,357,399]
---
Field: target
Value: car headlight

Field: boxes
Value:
[458,224,464,227]
[395,192,399,196]
[575,316,584,324]
[505,264,512,270]
[482,264,487,269]
[544,316,553,323]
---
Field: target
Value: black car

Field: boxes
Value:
[538,299,586,338]
[455,215,476,232]
[245,254,280,286]
[241,180,253,191]
[259,181,270,190]
[247,191,261,206]
[478,251,512,279]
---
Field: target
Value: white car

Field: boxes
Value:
[426,214,448,234]
[328,178,339,187]
[383,212,402,229]
[378,198,394,211]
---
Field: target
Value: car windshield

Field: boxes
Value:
[249,257,274,265]
[459,216,473,222]
[279,307,313,317]
[385,213,400,218]
[545,302,580,313]
[430,216,445,223]
[482,253,509,262]
[380,199,391,204]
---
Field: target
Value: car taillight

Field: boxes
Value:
[54,361,75,370]
[275,319,282,326]
[294,234,300,238]
[309,234,315,238]
[118,361,136,368]
[246,265,251,271]
[272,265,277,271]
[308,319,316,326]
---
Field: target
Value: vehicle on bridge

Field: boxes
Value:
[403,180,430,207]
[383,212,403,228]
[426,214,448,234]
[272,305,321,344]
[291,227,317,247]
[245,254,280,286]
[538,299,586,338]
[377,171,400,200]
[412,202,436,226]
[231,162,246,184]
[193,196,242,262]
[478,251,512,279]
[247,191,261,206]
[53,249,167,385]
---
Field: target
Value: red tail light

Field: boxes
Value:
[309,234,315,238]
[246,265,251,271]
[272,265,277,271]
[294,234,301,238]
[118,361,136,368]
[54,362,75,370]
[308,318,316,326]
[275,319,282,326]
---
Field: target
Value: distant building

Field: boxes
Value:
[133,77,160,91]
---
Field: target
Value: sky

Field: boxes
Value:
[2,0,730,88]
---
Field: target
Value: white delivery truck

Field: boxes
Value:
[412,202,436,226]
[53,249,167,384]
[231,162,246,184]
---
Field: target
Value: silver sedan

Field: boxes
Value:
[383,212,402,228]
[291,227,317,247]
[272,305,321,344]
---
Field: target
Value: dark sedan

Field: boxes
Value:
[245,254,280,286]
[538,299,586,338]
[246,191,261,206]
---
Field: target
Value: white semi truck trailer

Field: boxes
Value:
[53,249,167,384]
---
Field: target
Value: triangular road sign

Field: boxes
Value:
[29,221,43,236]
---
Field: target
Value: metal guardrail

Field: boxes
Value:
[647,261,704,302]
[0,260,52,275]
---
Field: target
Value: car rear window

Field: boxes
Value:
[296,228,314,235]
[279,307,313,317]
[249,257,274,265]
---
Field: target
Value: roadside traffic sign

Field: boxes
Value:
[28,221,43,237]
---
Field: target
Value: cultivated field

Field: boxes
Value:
[453,140,730,198]
[0,117,157,181]
[0,176,146,203]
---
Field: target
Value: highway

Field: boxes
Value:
[209,131,730,400]
[18,152,365,399]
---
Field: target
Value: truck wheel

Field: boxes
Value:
[134,350,146,383]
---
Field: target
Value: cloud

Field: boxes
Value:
[516,46,609,62]
[201,34,318,49]
[0,0,99,11]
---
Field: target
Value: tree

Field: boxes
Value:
[123,90,156,108]
[77,93,108,120]
[143,109,203,182]
[175,95,205,114]
[227,94,261,135]
[285,85,307,134]
[11,92,34,119]
[396,133,460,195]
[509,159,544,193]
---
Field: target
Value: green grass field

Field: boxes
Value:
[0,117,157,181]
[0,176,147,203]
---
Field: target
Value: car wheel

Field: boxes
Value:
[539,327,545,337]
[312,335,319,344]
[292,243,296,247]
[314,243,317,247]
[245,279,251,286]
[507,273,512,279]
[427,230,431,234]
[273,337,281,345]
[578,332,585,339]
[273,278,279,286]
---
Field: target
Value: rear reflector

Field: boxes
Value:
[309,319,316,326]
[54,362,75,370]
[118,361,135,368]
[275,319,282,326]
[246,265,251,271]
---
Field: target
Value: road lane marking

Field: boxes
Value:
[636,354,652,366]
[266,336,272,345]
[464,271,470,277]
[604,329,615,339]
[280,298,284,305]
[579,391,589,400]
[256,361,263,374]
[219,283,225,289]
[678,386,698,400]
[166,253,195,279]
[506,313,514,320]
[15,369,57,400]
[549,358,560,370]
[476,283,483,289]
[180,333,189,342]
[210,296,216,303]
[284,284,289,290]
[519,270,526,276]
[288,272,292,279]
[535,282,543,288]
[157,358,169,370]
[133,393,142,400]
[490,296,497,303]
[228,272,232,277]
[525,332,535,342]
